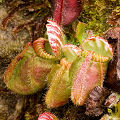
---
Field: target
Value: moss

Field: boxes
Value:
[0,5,30,60]
[78,0,120,36]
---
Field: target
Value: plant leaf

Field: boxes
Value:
[4,43,58,95]
[46,20,66,59]
[70,50,110,106]
[38,112,59,120]
[51,0,83,25]
[46,62,71,108]
[76,21,86,44]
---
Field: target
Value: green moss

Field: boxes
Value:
[78,0,120,36]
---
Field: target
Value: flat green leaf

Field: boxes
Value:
[76,21,86,44]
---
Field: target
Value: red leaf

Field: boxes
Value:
[46,20,65,59]
[38,112,59,120]
[51,0,83,26]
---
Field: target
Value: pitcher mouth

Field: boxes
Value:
[81,50,110,63]
[82,36,113,60]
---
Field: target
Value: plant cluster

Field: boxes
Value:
[1,0,120,119]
